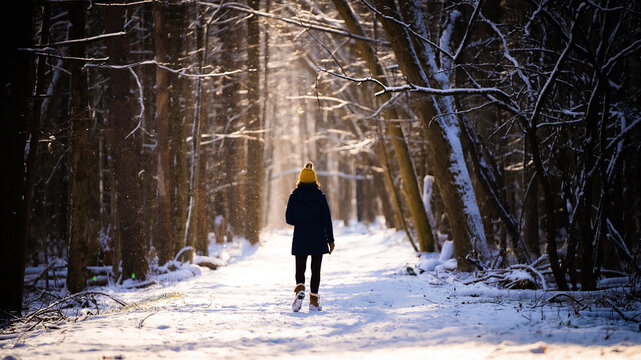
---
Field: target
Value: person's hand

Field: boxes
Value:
[329,242,335,254]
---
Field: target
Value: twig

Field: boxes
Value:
[24,262,56,286]
[125,67,144,139]
[86,60,242,79]
[43,31,126,47]
[17,49,108,62]
[138,311,158,328]
[452,0,485,63]
[546,293,584,307]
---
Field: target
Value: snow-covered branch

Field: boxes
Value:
[530,3,585,127]
[197,1,388,45]
[606,117,641,152]
[452,0,485,63]
[198,129,269,145]
[481,14,534,101]
[374,83,512,99]
[18,48,108,62]
[44,31,126,47]
[86,60,242,78]
[360,0,453,59]
[320,68,511,100]
[287,95,372,112]
[125,67,144,139]
[602,38,641,75]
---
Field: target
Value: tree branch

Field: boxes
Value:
[360,0,453,59]
[86,60,242,78]
[320,68,512,100]
[452,0,485,63]
[199,1,388,45]
[43,31,126,47]
[18,48,108,62]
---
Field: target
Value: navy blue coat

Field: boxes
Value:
[285,183,335,256]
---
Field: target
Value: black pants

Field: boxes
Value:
[295,255,323,294]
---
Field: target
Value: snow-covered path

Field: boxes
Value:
[4,224,640,359]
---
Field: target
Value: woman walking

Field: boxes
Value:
[285,161,335,312]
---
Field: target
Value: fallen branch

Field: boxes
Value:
[605,298,641,323]
[24,291,127,322]
[174,246,194,263]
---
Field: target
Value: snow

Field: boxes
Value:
[438,240,454,263]
[506,269,535,283]
[3,222,641,359]
[418,240,455,272]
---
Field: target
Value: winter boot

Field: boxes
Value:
[309,293,322,311]
[292,283,305,312]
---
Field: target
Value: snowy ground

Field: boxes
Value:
[2,223,640,359]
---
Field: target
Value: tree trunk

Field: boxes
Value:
[106,144,121,281]
[218,13,245,237]
[153,1,175,265]
[26,3,51,271]
[372,163,397,229]
[67,3,99,293]
[194,8,211,256]
[0,0,34,316]
[523,137,540,257]
[171,4,192,257]
[104,6,148,282]
[244,0,264,245]
[376,132,419,252]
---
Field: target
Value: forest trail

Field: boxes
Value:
[5,223,641,359]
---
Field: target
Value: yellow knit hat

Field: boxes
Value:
[299,161,317,183]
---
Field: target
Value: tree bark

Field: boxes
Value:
[104,5,148,282]
[106,144,122,281]
[172,4,192,257]
[245,0,264,245]
[218,13,245,237]
[193,8,211,256]
[67,3,99,293]
[523,137,540,258]
[153,1,175,265]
